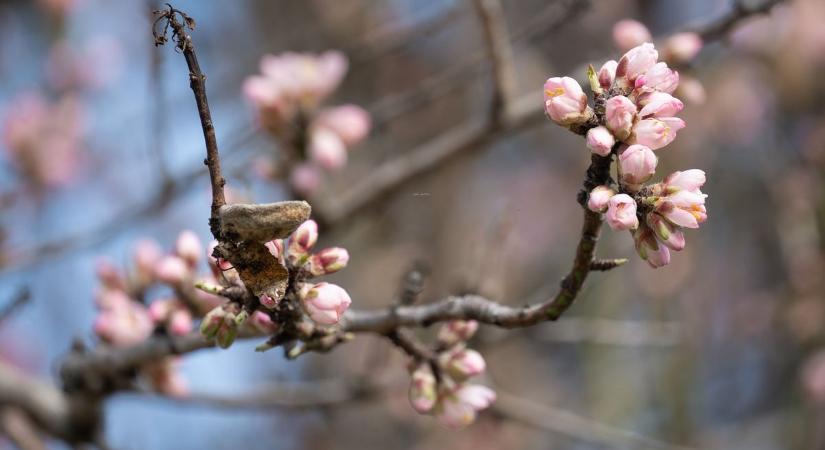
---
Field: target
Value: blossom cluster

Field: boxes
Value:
[544,40,708,268]
[243,51,371,195]
[199,219,353,348]
[407,320,496,428]
[93,231,224,396]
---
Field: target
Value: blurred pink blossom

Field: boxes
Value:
[612,19,652,52]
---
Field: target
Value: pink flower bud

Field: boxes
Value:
[409,364,437,414]
[543,76,590,126]
[606,194,639,231]
[587,186,616,213]
[630,117,685,150]
[633,225,671,268]
[619,144,657,186]
[155,256,190,286]
[94,302,153,347]
[675,75,705,104]
[309,127,347,170]
[259,294,279,310]
[95,258,126,291]
[663,32,703,63]
[288,220,318,264]
[148,298,175,323]
[289,163,322,196]
[605,96,637,141]
[612,20,652,52]
[646,212,685,251]
[436,384,496,429]
[634,62,679,94]
[586,126,615,156]
[437,320,479,346]
[315,105,371,147]
[616,43,659,83]
[242,75,282,108]
[215,315,238,349]
[265,239,284,261]
[315,50,349,99]
[200,306,226,339]
[655,192,707,229]
[598,60,618,90]
[309,247,349,276]
[168,309,194,336]
[249,311,279,334]
[664,169,706,193]
[637,92,684,118]
[175,230,203,268]
[443,349,486,381]
[133,239,162,284]
[299,282,352,325]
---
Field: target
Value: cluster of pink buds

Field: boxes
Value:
[267,220,352,325]
[1,91,85,190]
[545,41,708,268]
[408,320,496,428]
[613,19,706,104]
[92,230,224,396]
[243,51,371,195]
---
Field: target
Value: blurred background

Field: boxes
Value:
[1,0,824,448]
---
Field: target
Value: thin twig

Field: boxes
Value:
[0,287,30,324]
[471,0,517,125]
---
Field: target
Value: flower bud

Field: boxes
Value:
[606,194,639,231]
[630,117,685,150]
[437,320,479,347]
[289,163,322,196]
[598,60,617,90]
[585,126,615,156]
[612,19,652,52]
[619,144,657,186]
[265,239,284,261]
[675,75,705,104]
[309,247,349,276]
[637,92,684,118]
[605,96,637,141]
[315,105,371,147]
[200,306,226,339]
[249,311,279,334]
[587,186,616,213]
[663,32,703,63]
[299,282,352,325]
[169,309,194,336]
[287,220,318,264]
[308,127,347,170]
[175,230,203,268]
[616,43,658,84]
[259,294,279,310]
[646,212,685,251]
[96,258,126,291]
[634,62,679,94]
[633,225,671,268]
[543,77,590,126]
[155,256,190,286]
[409,364,437,414]
[436,384,496,429]
[216,314,239,349]
[443,349,486,381]
[133,239,162,284]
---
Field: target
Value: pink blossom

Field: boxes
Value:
[664,169,706,193]
[155,256,190,286]
[436,384,496,429]
[287,220,318,263]
[618,144,657,186]
[133,239,162,284]
[443,349,486,381]
[637,92,684,118]
[598,60,618,91]
[289,163,322,196]
[175,230,203,268]
[586,126,615,156]
[634,62,679,94]
[663,32,703,63]
[606,194,639,231]
[630,117,685,150]
[543,77,590,125]
[633,225,671,268]
[437,320,479,346]
[309,247,349,276]
[249,311,279,334]
[646,212,686,251]
[617,43,659,83]
[409,364,437,414]
[299,282,352,325]
[168,309,194,336]
[605,96,637,141]
[308,127,347,170]
[94,301,153,346]
[654,171,708,229]
[612,20,652,52]
[315,105,371,147]
[587,186,616,213]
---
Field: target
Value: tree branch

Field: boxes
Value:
[471,0,517,125]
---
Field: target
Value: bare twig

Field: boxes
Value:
[471,0,517,125]
[683,0,787,42]
[154,5,226,239]
[0,287,30,324]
